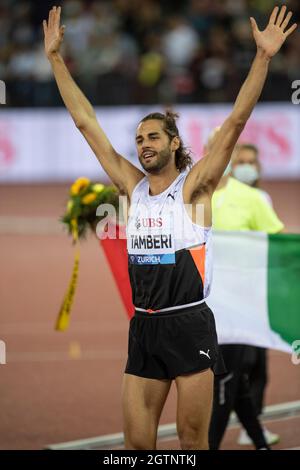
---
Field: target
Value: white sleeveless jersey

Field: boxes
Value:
[127,171,213,312]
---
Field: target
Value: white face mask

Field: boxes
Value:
[232,163,259,185]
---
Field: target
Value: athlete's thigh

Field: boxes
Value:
[122,373,171,434]
[175,368,214,432]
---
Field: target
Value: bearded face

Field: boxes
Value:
[136,119,174,174]
[139,145,172,173]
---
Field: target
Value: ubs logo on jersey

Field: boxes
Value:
[135,217,163,229]
[135,217,141,230]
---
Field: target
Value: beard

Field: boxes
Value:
[139,146,172,174]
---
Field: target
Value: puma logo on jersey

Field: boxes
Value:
[167,188,178,201]
[199,349,210,359]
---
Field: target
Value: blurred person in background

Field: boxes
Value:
[206,129,284,449]
[230,143,279,446]
[2,0,300,106]
[43,4,296,450]
[232,143,273,205]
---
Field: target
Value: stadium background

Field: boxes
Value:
[0,0,299,449]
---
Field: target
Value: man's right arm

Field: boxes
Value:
[44,6,144,197]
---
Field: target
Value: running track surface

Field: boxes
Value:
[0,182,299,450]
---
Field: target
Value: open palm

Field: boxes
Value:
[43,6,65,58]
[251,5,297,58]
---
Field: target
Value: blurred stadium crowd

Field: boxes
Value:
[2,0,300,106]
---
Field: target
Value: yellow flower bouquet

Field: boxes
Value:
[57,177,121,331]
[62,177,119,239]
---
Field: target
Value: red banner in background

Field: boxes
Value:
[100,225,134,319]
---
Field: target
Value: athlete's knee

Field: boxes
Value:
[124,430,156,450]
[178,421,209,450]
[179,431,209,450]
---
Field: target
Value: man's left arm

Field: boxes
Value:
[184,6,297,201]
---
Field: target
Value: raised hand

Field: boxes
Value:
[43,6,65,58]
[250,5,297,58]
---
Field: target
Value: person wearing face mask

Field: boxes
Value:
[231,144,273,206]
[230,143,280,447]
[205,129,283,450]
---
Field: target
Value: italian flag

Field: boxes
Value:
[101,230,300,354]
[207,232,300,353]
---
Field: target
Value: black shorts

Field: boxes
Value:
[125,302,226,380]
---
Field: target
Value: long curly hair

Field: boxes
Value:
[140,111,194,172]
